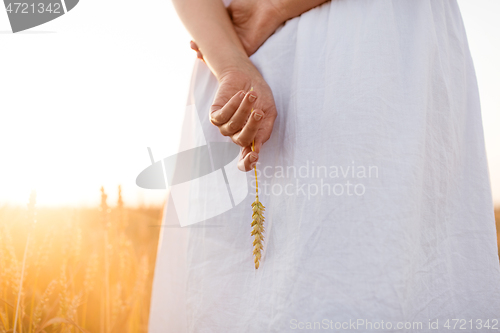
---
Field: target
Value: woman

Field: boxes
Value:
[149,0,500,331]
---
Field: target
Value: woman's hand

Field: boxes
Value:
[210,65,277,172]
[190,0,330,58]
[227,0,285,56]
[189,0,284,59]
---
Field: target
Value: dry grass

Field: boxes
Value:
[0,187,162,333]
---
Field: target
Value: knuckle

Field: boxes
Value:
[219,127,228,136]
[209,115,217,125]
[222,125,234,136]
[233,136,243,146]
[211,118,221,127]
[219,113,229,123]
[209,110,218,122]
[247,118,258,128]
[233,134,248,147]
[228,121,237,131]
[233,138,242,147]
[211,113,226,126]
[238,137,250,147]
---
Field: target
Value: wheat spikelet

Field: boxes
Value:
[125,255,149,310]
[81,251,98,329]
[249,87,266,270]
[111,282,125,328]
[117,234,131,279]
[33,279,58,331]
[251,198,265,269]
[117,185,127,231]
[29,226,54,333]
[71,212,82,263]
[0,308,7,333]
[34,226,54,280]
[100,186,112,333]
[4,222,20,293]
[100,186,110,228]
[1,224,19,331]
[116,186,132,288]
[66,292,82,327]
[58,263,70,319]
[83,252,99,295]
[21,210,37,286]
[61,218,73,270]
[0,225,11,328]
[14,190,37,333]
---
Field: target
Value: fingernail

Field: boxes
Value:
[250,154,258,161]
[248,94,257,102]
[253,112,262,121]
[239,91,245,98]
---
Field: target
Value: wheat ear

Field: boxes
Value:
[14,190,36,333]
[249,87,265,269]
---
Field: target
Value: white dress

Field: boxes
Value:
[149,0,500,332]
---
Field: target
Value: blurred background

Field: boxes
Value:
[0,0,499,332]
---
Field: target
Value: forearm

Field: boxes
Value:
[172,0,251,80]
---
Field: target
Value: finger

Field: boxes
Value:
[237,149,259,172]
[210,90,246,127]
[190,40,199,51]
[251,139,262,154]
[241,145,253,156]
[253,130,267,155]
[232,109,264,148]
[190,41,204,60]
[253,109,278,153]
[219,90,258,136]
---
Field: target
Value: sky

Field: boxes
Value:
[0,0,499,208]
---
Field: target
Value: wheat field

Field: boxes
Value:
[0,188,162,333]
[1,189,500,333]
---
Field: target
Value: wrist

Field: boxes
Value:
[266,0,290,24]
[215,52,257,81]
[217,61,264,91]
[268,0,330,23]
